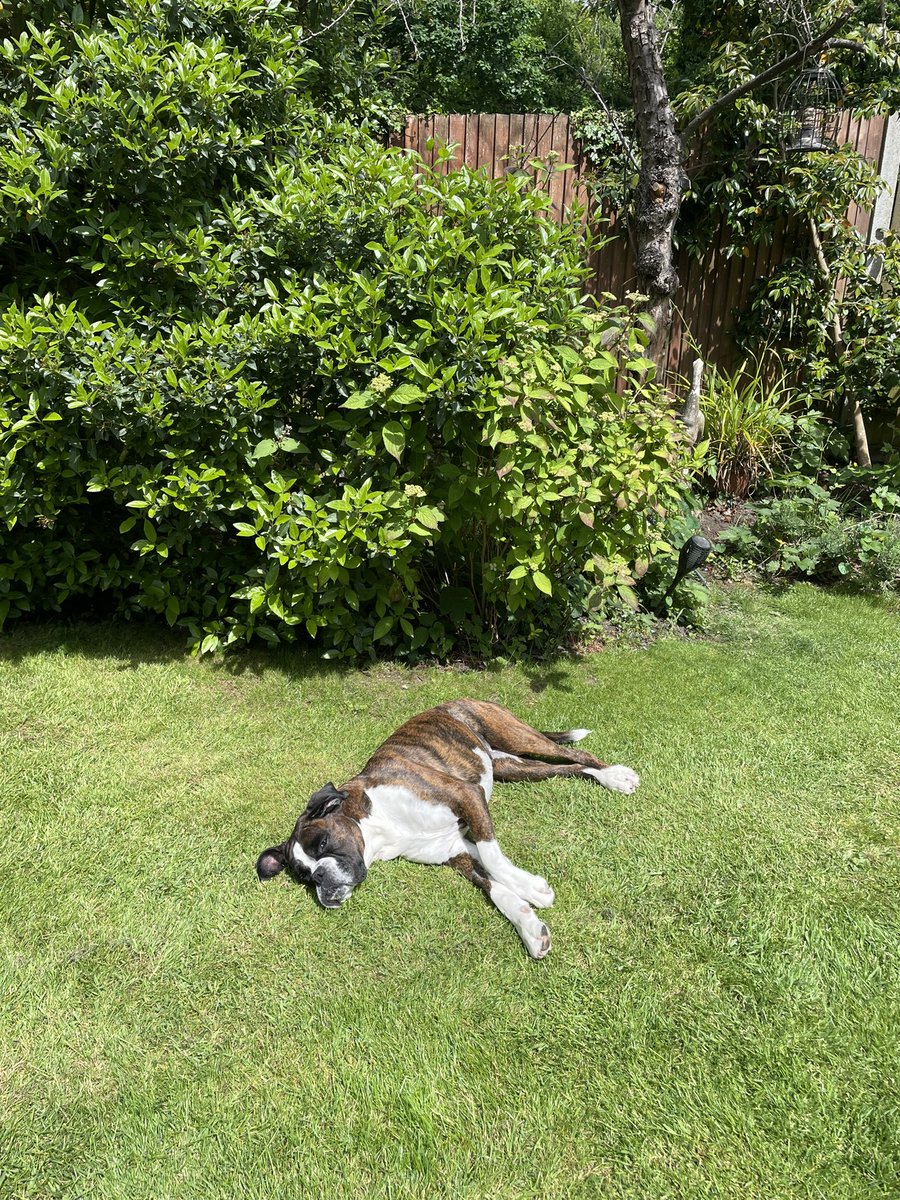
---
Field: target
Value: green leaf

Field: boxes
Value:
[382,422,406,461]
[252,439,276,459]
[341,390,374,409]
[390,383,424,406]
[492,429,518,446]
[532,570,552,595]
[373,615,393,640]
[414,506,443,530]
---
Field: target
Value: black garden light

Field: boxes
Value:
[658,535,712,611]
[783,64,842,154]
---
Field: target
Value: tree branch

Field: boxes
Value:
[547,54,640,173]
[298,0,357,45]
[681,12,855,140]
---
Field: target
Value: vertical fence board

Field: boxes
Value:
[396,112,890,374]
[494,114,510,177]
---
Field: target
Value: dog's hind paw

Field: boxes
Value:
[583,765,640,794]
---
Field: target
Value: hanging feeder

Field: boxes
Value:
[782,64,842,153]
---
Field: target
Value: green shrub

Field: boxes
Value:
[0,2,694,656]
[717,488,900,594]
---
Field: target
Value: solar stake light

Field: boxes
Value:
[658,535,713,611]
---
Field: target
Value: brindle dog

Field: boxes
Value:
[256,699,639,957]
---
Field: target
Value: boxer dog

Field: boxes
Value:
[256,699,639,958]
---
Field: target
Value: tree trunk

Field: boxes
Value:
[617,0,688,364]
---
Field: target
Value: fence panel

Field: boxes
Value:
[394,112,890,378]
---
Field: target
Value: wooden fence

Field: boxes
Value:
[395,112,891,381]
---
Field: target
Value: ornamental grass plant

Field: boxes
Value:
[702,357,794,499]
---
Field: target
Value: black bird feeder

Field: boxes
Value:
[783,64,842,154]
[658,535,712,611]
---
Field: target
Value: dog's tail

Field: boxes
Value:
[542,728,591,744]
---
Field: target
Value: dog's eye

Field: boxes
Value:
[317,834,329,855]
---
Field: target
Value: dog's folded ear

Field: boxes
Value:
[305,782,347,820]
[256,844,288,879]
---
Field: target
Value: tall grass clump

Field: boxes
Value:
[703,358,793,499]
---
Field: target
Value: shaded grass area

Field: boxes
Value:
[1,584,898,1199]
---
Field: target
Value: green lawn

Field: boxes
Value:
[1,584,898,1200]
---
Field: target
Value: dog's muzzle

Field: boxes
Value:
[311,855,366,909]
[316,884,352,908]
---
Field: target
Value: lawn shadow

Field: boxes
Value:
[520,660,578,694]
[0,614,352,687]
[1,615,614,697]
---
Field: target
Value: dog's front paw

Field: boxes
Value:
[584,765,640,794]
[503,869,554,908]
[519,912,552,959]
[522,875,555,909]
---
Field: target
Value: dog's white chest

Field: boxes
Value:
[360,784,462,866]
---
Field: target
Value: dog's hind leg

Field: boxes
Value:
[442,700,607,767]
[490,754,640,795]
[448,852,551,959]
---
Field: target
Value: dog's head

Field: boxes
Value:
[256,782,367,908]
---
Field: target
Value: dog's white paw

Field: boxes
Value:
[521,875,555,909]
[502,869,554,908]
[525,878,554,902]
[518,912,552,959]
[584,765,640,794]
[490,884,552,957]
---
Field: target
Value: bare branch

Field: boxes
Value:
[547,54,640,173]
[298,0,357,45]
[392,0,420,59]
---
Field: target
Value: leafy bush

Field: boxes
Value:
[0,2,694,656]
[632,506,711,628]
[717,487,900,594]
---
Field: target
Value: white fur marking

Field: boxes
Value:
[291,841,318,873]
[489,749,522,762]
[472,747,493,802]
[583,765,640,794]
[473,839,554,908]
[360,784,464,866]
[314,855,353,885]
[564,728,591,743]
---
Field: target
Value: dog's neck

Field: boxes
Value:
[334,777,370,824]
